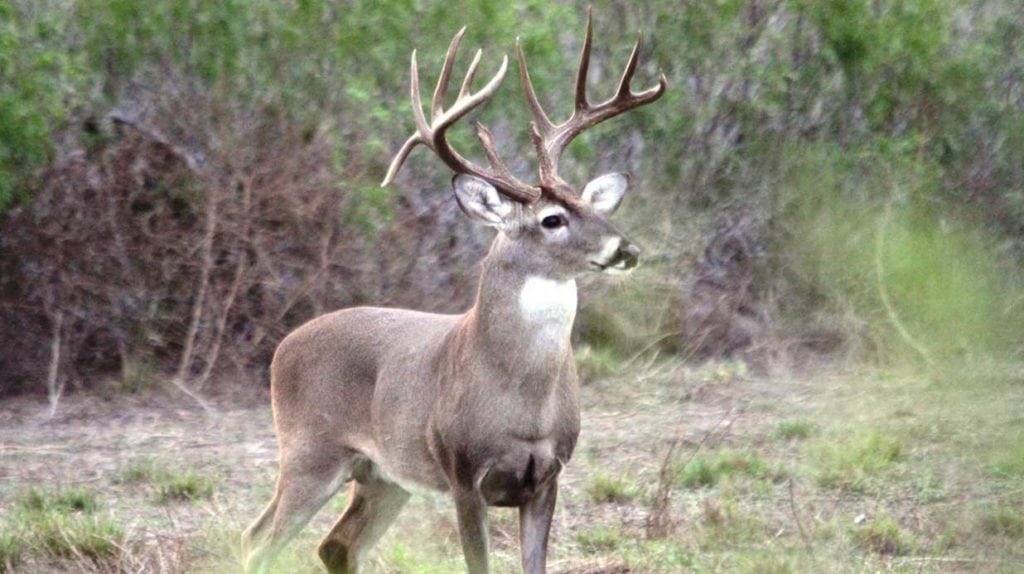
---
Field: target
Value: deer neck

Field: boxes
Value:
[464,234,577,377]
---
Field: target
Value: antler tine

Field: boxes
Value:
[574,7,593,111]
[410,50,431,140]
[617,33,642,99]
[458,49,483,100]
[515,39,554,136]
[432,27,466,118]
[381,50,431,187]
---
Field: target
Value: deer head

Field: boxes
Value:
[382,10,666,279]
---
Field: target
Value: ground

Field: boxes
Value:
[1,358,1022,573]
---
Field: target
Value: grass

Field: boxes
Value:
[112,458,216,503]
[810,428,903,491]
[676,449,774,489]
[112,457,161,485]
[990,430,1024,480]
[574,526,624,554]
[155,469,215,503]
[585,470,640,503]
[852,515,912,556]
[17,487,98,514]
[978,506,1024,539]
[0,531,25,573]
[2,363,1023,572]
[29,512,123,560]
[4,487,123,565]
[772,419,814,441]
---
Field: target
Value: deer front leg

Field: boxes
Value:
[518,478,558,574]
[453,487,490,574]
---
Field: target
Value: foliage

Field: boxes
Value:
[2,0,1024,394]
[0,1,82,212]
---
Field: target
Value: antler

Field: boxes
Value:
[381,28,541,203]
[517,8,667,192]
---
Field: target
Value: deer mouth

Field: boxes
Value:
[589,257,637,274]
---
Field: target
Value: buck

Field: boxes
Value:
[242,12,664,574]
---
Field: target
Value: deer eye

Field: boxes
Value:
[541,214,566,229]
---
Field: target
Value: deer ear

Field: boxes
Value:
[581,172,629,215]
[453,174,516,227]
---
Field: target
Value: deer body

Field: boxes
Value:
[243,11,663,573]
[271,237,581,499]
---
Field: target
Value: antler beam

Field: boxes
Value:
[381,28,541,203]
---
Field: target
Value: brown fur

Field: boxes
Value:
[241,179,639,574]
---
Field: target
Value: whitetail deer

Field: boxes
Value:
[242,11,664,574]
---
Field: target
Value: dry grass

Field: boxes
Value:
[1,359,1023,572]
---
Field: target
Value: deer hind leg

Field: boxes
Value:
[318,464,410,574]
[242,446,358,574]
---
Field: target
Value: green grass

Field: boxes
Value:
[382,542,467,574]
[112,457,161,485]
[112,459,216,503]
[585,470,640,504]
[852,515,912,556]
[29,512,123,560]
[676,449,774,489]
[978,506,1024,539]
[990,430,1024,480]
[5,487,122,565]
[574,526,624,554]
[574,344,625,381]
[155,469,215,503]
[810,429,903,491]
[0,530,25,573]
[697,498,769,548]
[16,487,98,514]
[772,419,814,441]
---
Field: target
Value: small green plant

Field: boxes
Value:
[697,498,768,548]
[0,530,25,573]
[978,507,1024,539]
[585,471,640,504]
[811,429,903,491]
[112,458,160,485]
[574,345,624,381]
[678,456,718,488]
[16,487,98,514]
[676,449,773,489]
[574,526,623,554]
[155,470,215,503]
[31,512,123,560]
[773,419,814,441]
[853,515,911,556]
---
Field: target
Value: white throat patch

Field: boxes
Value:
[519,277,577,324]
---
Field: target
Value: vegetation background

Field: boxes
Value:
[0,0,1022,572]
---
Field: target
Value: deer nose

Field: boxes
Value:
[619,241,641,269]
